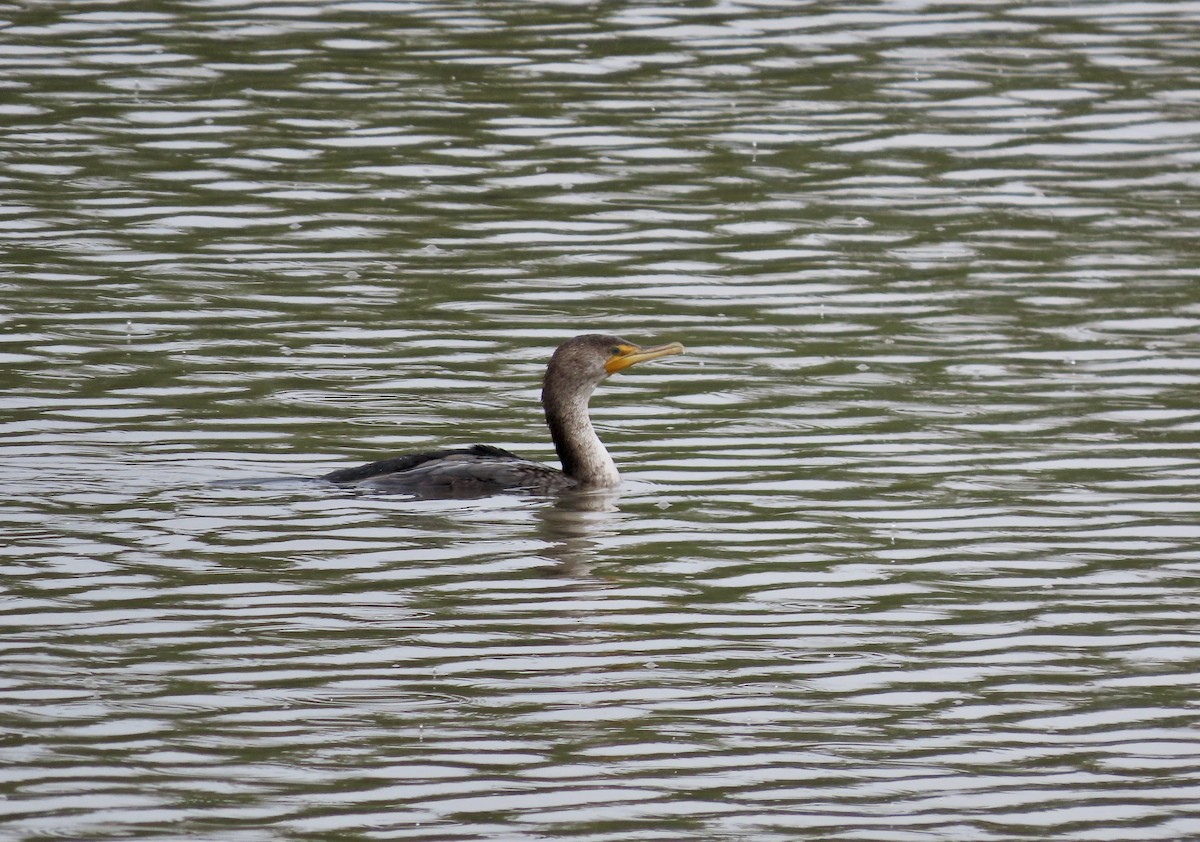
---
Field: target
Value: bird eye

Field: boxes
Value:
[610,346,622,356]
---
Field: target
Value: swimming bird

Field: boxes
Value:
[321,334,684,497]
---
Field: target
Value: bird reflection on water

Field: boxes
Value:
[535,486,626,576]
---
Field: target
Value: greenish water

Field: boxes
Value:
[3,2,1200,840]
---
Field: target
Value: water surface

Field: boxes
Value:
[2,2,1200,840]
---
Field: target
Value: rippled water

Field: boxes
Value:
[3,2,1200,840]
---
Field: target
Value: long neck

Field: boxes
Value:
[542,376,619,487]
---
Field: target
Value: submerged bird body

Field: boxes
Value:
[322,444,573,496]
[322,334,683,497]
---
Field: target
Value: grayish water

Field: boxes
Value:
[3,2,1200,840]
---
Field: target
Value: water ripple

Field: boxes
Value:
[3,1,1200,840]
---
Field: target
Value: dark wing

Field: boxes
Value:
[321,444,571,496]
[321,444,522,484]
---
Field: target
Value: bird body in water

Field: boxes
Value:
[321,334,684,497]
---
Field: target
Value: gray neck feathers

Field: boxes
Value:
[542,369,619,487]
